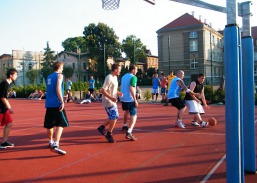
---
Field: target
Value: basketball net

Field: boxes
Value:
[102,0,120,10]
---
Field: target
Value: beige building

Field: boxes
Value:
[57,51,91,82]
[0,50,44,86]
[157,13,224,85]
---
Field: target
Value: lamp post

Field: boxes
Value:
[103,43,106,77]
[77,47,82,100]
[133,38,135,65]
[168,35,171,73]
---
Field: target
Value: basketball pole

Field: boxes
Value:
[224,0,245,182]
[241,1,256,172]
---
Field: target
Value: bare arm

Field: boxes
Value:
[130,86,138,107]
[188,82,201,103]
[177,80,199,97]
[100,88,117,103]
[56,74,64,111]
[1,98,13,113]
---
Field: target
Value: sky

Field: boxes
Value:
[0,0,256,56]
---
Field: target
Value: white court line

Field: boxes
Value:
[200,154,226,183]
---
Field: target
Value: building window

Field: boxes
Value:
[254,67,257,75]
[29,63,32,70]
[83,63,87,70]
[190,58,198,69]
[72,63,75,69]
[190,40,198,52]
[189,31,198,38]
[254,52,257,61]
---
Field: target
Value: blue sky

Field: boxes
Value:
[0,0,256,56]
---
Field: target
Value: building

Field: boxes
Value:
[138,50,158,73]
[156,13,224,85]
[0,50,44,86]
[57,51,91,82]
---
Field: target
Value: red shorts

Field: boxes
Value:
[0,110,13,126]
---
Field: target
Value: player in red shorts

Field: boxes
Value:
[0,68,18,148]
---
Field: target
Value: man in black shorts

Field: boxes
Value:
[44,61,69,155]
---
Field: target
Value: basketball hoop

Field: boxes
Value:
[102,0,120,10]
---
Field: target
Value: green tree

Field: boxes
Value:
[63,66,74,79]
[41,42,56,81]
[26,69,38,84]
[62,36,87,53]
[83,22,122,81]
[122,35,147,65]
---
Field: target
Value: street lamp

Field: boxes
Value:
[77,47,82,100]
[168,35,171,73]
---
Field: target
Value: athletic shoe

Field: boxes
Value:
[201,121,209,128]
[125,132,138,141]
[122,125,128,132]
[105,132,115,143]
[1,141,14,147]
[51,147,67,155]
[163,103,168,106]
[48,142,54,148]
[191,121,200,126]
[175,121,185,129]
[97,125,106,136]
[0,146,7,149]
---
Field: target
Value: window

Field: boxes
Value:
[190,40,198,52]
[254,52,257,61]
[254,67,257,75]
[72,63,75,69]
[189,31,198,38]
[29,63,32,70]
[83,63,87,70]
[190,58,198,69]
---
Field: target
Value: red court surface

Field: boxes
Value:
[0,99,256,183]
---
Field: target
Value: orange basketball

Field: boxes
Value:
[208,117,217,126]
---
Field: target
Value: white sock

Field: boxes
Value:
[127,128,132,133]
[123,124,127,127]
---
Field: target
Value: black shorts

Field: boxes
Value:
[44,108,69,129]
[88,88,94,94]
[169,98,185,110]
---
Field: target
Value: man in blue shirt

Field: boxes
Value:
[120,65,138,141]
[88,75,95,94]
[44,61,69,155]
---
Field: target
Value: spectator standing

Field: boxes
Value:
[88,75,95,94]
[151,73,160,102]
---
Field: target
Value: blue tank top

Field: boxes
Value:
[45,72,64,108]
[120,73,135,102]
[152,77,159,89]
[167,77,182,99]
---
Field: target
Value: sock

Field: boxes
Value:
[49,140,54,144]
[123,124,127,127]
[127,128,132,133]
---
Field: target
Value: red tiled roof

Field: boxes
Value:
[159,13,203,31]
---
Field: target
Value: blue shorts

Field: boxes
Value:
[105,105,119,120]
[121,102,137,116]
[161,88,166,94]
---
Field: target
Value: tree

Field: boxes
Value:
[26,69,38,84]
[62,36,87,53]
[83,22,122,81]
[122,35,147,65]
[63,66,74,79]
[41,42,56,81]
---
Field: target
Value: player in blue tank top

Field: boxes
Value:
[44,61,69,155]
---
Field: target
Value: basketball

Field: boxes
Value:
[208,117,217,126]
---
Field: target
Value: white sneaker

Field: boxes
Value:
[191,121,200,126]
[175,121,185,129]
[201,121,209,128]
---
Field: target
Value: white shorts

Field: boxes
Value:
[152,88,159,94]
[185,100,205,114]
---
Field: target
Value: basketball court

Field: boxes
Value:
[0,99,256,182]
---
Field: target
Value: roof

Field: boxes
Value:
[157,13,203,33]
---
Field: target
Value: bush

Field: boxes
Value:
[144,90,151,101]
[213,88,225,103]
[204,85,214,103]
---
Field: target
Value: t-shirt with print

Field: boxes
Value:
[101,74,118,108]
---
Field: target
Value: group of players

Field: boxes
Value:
[0,61,209,155]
